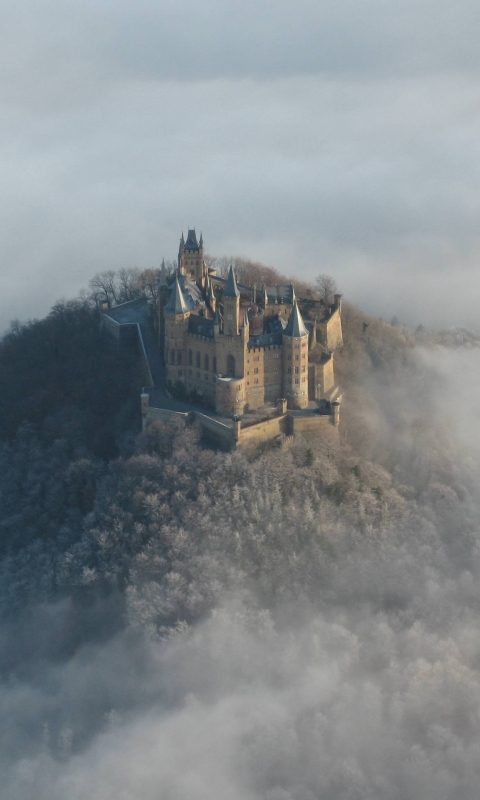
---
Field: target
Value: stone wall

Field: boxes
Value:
[237,414,287,445]
[318,307,343,352]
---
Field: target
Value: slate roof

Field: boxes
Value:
[188,315,214,338]
[166,273,206,310]
[247,331,283,349]
[266,316,287,335]
[184,229,199,251]
[224,265,240,298]
[265,284,295,305]
[165,275,189,314]
[284,301,309,338]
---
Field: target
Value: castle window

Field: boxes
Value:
[177,350,182,365]
[295,355,299,361]
[254,378,259,384]
[196,371,200,378]
[188,350,193,365]
[254,368,259,374]
[196,352,201,368]
[178,369,182,377]
[301,377,306,383]
[170,349,175,364]
[295,367,299,374]
[287,367,291,374]
[302,365,306,373]
[295,378,299,384]
[227,355,235,376]
[204,354,209,371]
[205,375,208,381]
[213,357,217,373]
[253,356,259,362]
[274,365,278,371]
[288,354,291,361]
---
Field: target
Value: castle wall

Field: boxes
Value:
[287,412,334,436]
[237,414,287,445]
[244,344,283,409]
[308,356,335,400]
[183,334,217,403]
[318,307,343,352]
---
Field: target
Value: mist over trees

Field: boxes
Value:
[2,264,480,797]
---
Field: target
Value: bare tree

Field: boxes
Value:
[89,271,120,307]
[316,274,338,306]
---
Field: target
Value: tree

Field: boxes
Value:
[89,271,120,307]
[316,274,338,306]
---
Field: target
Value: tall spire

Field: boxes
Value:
[284,300,308,338]
[165,275,189,315]
[159,258,168,287]
[224,265,240,298]
[199,231,203,248]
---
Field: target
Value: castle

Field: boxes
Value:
[157,229,342,416]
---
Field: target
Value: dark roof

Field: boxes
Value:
[284,301,308,338]
[248,331,282,349]
[266,316,287,334]
[223,265,240,298]
[188,315,214,338]
[167,273,206,310]
[184,229,199,251]
[165,276,189,314]
[265,284,295,305]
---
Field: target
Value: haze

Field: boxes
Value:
[2,0,480,330]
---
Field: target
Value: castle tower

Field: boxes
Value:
[178,232,186,276]
[223,265,240,336]
[164,275,190,387]
[178,229,207,287]
[282,300,309,409]
[157,258,169,347]
[241,308,249,343]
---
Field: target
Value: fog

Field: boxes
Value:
[2,0,480,330]
[1,343,480,799]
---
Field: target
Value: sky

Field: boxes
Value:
[2,0,480,331]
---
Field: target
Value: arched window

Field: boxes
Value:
[204,354,209,372]
[227,355,235,376]
[196,351,201,368]
[188,349,192,365]
[212,356,217,374]
[170,349,175,364]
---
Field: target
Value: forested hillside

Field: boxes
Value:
[2,280,480,798]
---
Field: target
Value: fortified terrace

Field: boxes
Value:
[102,229,343,449]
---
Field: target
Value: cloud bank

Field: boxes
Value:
[2,0,480,329]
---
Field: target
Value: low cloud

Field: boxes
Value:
[2,1,480,329]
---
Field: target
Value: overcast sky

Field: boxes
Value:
[2,0,480,331]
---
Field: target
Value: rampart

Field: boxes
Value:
[102,306,154,388]
[141,393,339,450]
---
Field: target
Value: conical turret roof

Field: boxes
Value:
[284,300,308,338]
[224,265,240,298]
[165,274,189,315]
